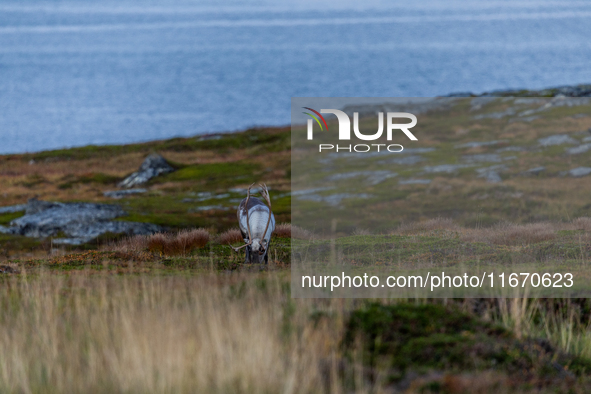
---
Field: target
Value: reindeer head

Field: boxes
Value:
[247,238,269,264]
[230,183,273,264]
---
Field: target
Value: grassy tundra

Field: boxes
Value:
[0,97,591,392]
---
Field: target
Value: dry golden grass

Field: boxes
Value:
[572,217,591,231]
[1,271,591,393]
[0,272,342,393]
[110,234,151,253]
[0,153,146,204]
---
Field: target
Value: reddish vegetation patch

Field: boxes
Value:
[273,223,291,238]
[274,223,313,240]
[110,229,211,256]
[146,229,210,256]
[217,229,243,245]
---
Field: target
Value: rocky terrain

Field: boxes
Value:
[0,126,290,255]
[0,198,160,245]
[0,84,590,250]
[0,154,178,245]
[293,93,591,233]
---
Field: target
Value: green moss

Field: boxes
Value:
[30,144,133,161]
[184,128,290,153]
[162,162,261,187]
[27,128,290,162]
[343,302,591,382]
[118,196,230,229]
[0,211,24,225]
[0,234,42,254]
[271,195,291,217]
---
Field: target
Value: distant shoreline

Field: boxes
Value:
[446,83,591,98]
[3,83,590,156]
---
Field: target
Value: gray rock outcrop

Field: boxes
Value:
[566,144,591,155]
[569,167,591,177]
[0,204,26,214]
[523,167,546,176]
[0,198,161,245]
[104,189,147,199]
[538,135,577,147]
[118,154,175,188]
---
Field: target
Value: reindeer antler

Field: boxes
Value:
[244,183,255,242]
[259,183,273,250]
[230,183,256,253]
[229,241,252,252]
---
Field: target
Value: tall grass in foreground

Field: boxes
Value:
[0,272,341,393]
[1,270,591,393]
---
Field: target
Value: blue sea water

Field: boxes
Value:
[0,0,591,153]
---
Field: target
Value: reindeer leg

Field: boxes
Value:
[244,245,251,264]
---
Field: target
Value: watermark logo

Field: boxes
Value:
[303,108,418,153]
[302,107,329,132]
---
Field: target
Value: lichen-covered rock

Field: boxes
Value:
[566,143,591,155]
[569,167,591,177]
[118,153,174,188]
[3,198,161,245]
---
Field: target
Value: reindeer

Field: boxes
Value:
[231,183,275,264]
